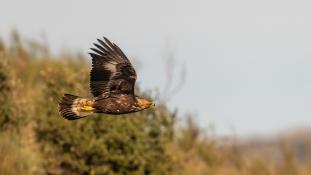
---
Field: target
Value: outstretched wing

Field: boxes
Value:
[89,37,137,98]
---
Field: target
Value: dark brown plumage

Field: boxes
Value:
[59,37,154,120]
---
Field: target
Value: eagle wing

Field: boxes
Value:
[89,37,137,98]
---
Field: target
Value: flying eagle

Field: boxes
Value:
[59,37,154,120]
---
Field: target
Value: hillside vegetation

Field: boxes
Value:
[0,32,311,175]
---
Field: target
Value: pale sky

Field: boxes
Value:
[1,0,311,136]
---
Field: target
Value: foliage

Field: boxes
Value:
[1,32,311,175]
[0,54,12,128]
[34,58,175,175]
[0,32,176,175]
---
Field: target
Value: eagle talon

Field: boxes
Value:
[81,106,94,111]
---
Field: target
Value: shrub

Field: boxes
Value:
[35,58,176,175]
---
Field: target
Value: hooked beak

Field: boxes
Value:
[137,98,155,109]
[143,100,155,108]
[145,101,155,108]
[151,102,155,107]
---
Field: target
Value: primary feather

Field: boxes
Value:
[89,37,137,98]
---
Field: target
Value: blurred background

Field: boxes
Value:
[1,0,311,175]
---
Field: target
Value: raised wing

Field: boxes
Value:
[89,37,137,98]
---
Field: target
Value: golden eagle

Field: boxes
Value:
[59,37,154,120]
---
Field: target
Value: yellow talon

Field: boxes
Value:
[81,106,94,111]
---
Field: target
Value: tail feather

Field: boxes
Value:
[58,94,95,120]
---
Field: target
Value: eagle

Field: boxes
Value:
[59,37,154,120]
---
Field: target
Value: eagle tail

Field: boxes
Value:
[58,94,95,120]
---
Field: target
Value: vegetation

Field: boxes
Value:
[1,32,311,175]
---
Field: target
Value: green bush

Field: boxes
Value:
[3,32,311,175]
[34,57,176,175]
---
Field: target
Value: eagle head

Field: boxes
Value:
[135,97,154,110]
